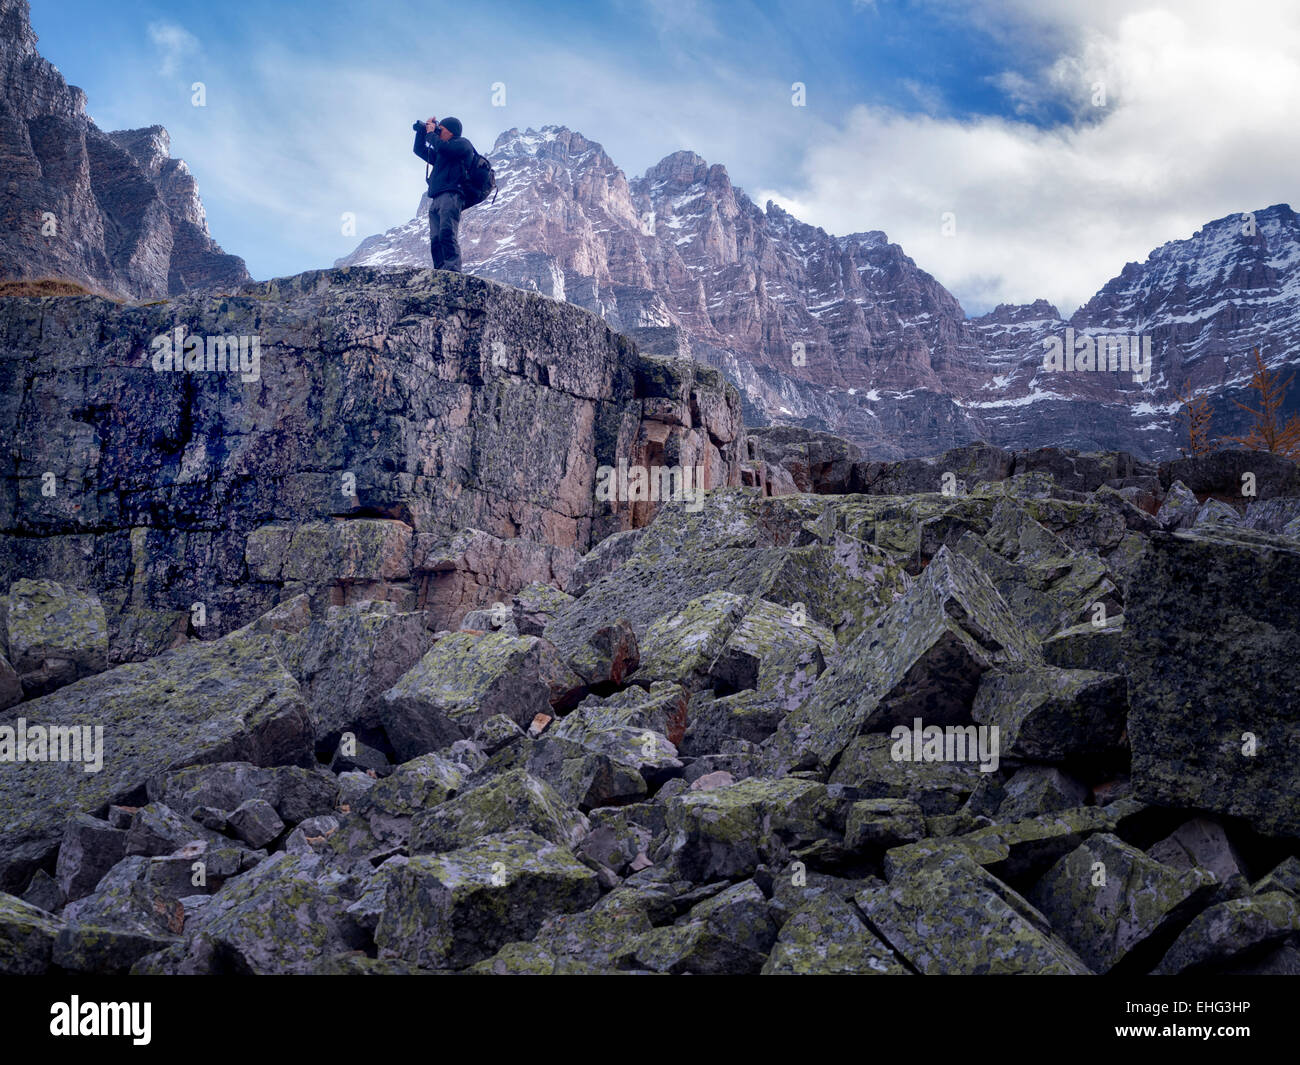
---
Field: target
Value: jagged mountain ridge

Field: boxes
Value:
[341,124,1300,460]
[0,0,248,298]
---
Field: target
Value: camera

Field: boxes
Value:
[413,120,424,132]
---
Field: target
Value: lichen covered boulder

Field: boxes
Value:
[769,547,1037,772]
[1028,833,1219,973]
[0,628,315,893]
[859,848,1092,975]
[136,852,368,974]
[971,665,1126,762]
[2,578,109,696]
[409,769,589,854]
[379,631,579,760]
[763,891,909,975]
[374,830,600,969]
[1124,528,1300,837]
[660,777,836,880]
[329,752,465,858]
[1153,892,1300,974]
[0,893,63,974]
[267,600,433,739]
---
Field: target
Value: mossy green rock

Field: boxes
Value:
[0,628,314,893]
[60,854,191,936]
[529,902,654,967]
[556,682,688,740]
[622,920,762,974]
[684,879,778,954]
[466,940,613,974]
[685,689,788,752]
[1124,529,1300,837]
[512,581,575,636]
[173,851,368,974]
[0,892,63,974]
[996,766,1089,820]
[544,489,893,663]
[770,547,1038,772]
[1148,817,1248,890]
[245,518,412,583]
[827,493,1002,564]
[1017,496,1127,555]
[379,631,561,760]
[559,724,680,780]
[927,805,1120,882]
[706,596,836,706]
[1042,615,1123,671]
[410,769,588,853]
[662,777,835,880]
[374,829,600,969]
[53,922,179,974]
[954,497,1116,639]
[1253,856,1300,898]
[268,600,432,737]
[1028,833,1218,973]
[971,665,1126,762]
[329,752,464,858]
[340,855,409,931]
[762,892,908,975]
[1153,891,1300,974]
[756,532,909,644]
[147,761,339,825]
[844,798,926,850]
[530,694,683,809]
[828,733,988,816]
[635,590,749,688]
[858,848,1092,974]
[3,578,108,695]
[525,735,651,809]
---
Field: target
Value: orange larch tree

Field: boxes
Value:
[1222,348,1300,460]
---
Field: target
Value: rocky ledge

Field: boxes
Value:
[0,266,744,669]
[1,392,1298,971]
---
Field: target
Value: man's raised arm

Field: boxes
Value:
[412,119,438,164]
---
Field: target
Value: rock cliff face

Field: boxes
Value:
[342,126,1300,461]
[0,266,745,663]
[0,0,248,297]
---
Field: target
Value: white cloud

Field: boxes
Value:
[147,22,199,79]
[762,1,1300,316]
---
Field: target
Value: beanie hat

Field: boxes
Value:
[440,117,463,138]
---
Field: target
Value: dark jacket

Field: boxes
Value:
[413,127,475,199]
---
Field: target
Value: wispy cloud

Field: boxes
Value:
[146,21,198,79]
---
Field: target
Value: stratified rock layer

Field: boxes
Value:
[0,267,745,658]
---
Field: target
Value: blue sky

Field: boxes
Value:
[28,0,1300,315]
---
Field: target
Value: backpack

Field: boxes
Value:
[459,148,497,209]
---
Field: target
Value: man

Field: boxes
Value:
[412,116,474,272]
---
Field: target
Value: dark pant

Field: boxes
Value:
[428,191,464,272]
